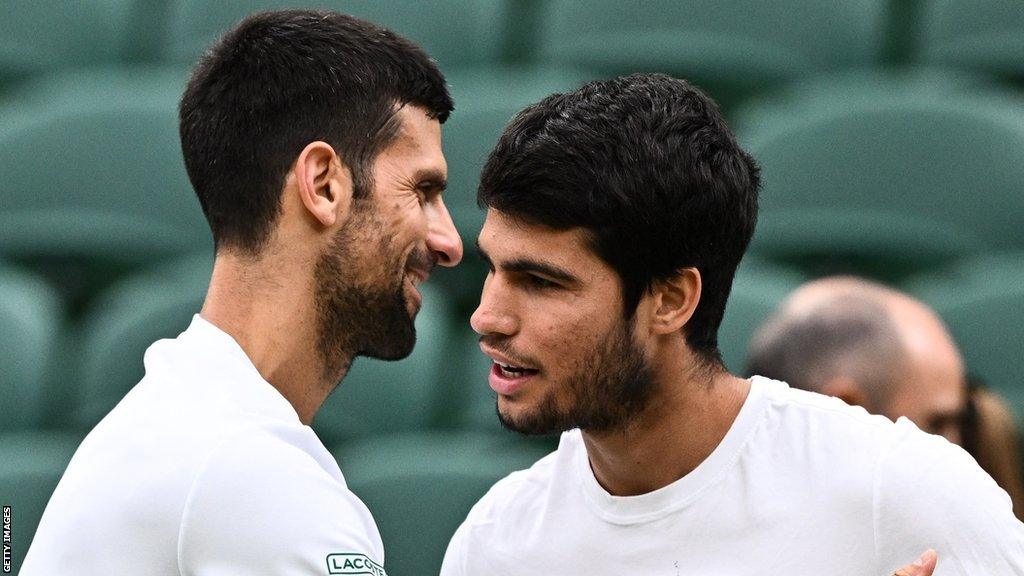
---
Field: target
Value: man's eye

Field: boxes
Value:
[528,275,558,289]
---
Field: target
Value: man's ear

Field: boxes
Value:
[649,268,702,335]
[294,141,353,228]
[821,376,871,411]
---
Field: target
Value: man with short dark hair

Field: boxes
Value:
[746,276,968,445]
[22,10,461,574]
[441,73,1023,575]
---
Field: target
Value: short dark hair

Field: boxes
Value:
[478,73,759,364]
[179,9,453,254]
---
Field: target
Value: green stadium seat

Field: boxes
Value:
[720,258,808,374]
[0,1,133,82]
[72,252,212,429]
[904,253,1024,422]
[335,431,552,576]
[536,0,888,108]
[921,0,1024,80]
[0,67,208,308]
[0,430,83,574]
[161,0,510,68]
[0,265,63,431]
[735,75,1024,280]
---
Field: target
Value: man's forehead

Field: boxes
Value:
[379,104,446,173]
[394,104,442,145]
[477,210,594,261]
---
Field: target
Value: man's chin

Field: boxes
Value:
[495,401,569,437]
[361,328,416,361]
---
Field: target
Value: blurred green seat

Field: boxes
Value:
[335,431,551,576]
[720,258,808,374]
[72,252,212,429]
[161,0,510,69]
[735,75,1024,280]
[313,282,459,446]
[0,265,63,431]
[0,430,83,574]
[0,1,133,84]
[904,253,1024,421]
[920,0,1024,80]
[0,67,208,308]
[536,0,888,109]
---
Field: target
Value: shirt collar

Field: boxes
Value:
[145,314,303,425]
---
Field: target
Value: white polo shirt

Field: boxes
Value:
[21,315,386,575]
[442,377,1024,575]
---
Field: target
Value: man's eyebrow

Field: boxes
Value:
[475,241,580,285]
[505,258,580,285]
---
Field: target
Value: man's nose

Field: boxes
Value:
[470,274,517,336]
[427,199,463,267]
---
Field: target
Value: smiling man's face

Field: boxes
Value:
[315,104,462,374]
[471,209,656,435]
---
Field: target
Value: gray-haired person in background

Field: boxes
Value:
[22,10,461,575]
[441,74,1023,576]
[747,276,966,444]
[747,275,1024,518]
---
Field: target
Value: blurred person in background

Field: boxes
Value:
[441,74,1023,576]
[22,10,461,575]
[963,378,1024,521]
[747,276,1024,518]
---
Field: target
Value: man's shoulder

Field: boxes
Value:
[187,420,344,501]
[756,376,901,449]
[873,417,1024,571]
[178,423,383,570]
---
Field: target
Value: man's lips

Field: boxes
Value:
[480,344,541,396]
[403,263,431,311]
[405,267,430,286]
[405,248,436,286]
[489,362,538,395]
[479,344,536,371]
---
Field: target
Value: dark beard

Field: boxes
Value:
[496,319,656,436]
[313,213,416,382]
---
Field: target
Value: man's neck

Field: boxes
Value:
[200,252,352,424]
[580,368,751,497]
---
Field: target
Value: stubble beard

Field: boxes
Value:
[313,207,417,384]
[497,319,656,436]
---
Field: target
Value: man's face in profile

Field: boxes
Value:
[315,105,458,376]
[472,209,656,435]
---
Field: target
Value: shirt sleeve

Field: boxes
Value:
[874,418,1024,575]
[178,428,386,576]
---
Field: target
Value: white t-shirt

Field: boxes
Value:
[21,315,386,576]
[441,377,1024,575]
